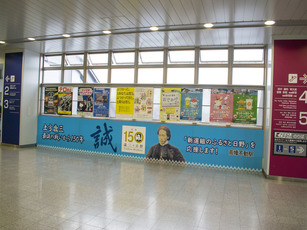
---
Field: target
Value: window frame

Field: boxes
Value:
[40,46,266,128]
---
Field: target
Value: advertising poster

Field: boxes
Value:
[160,88,181,122]
[57,86,73,115]
[44,87,58,114]
[180,88,202,121]
[77,87,93,116]
[37,116,263,171]
[116,87,135,118]
[93,87,110,117]
[233,90,257,124]
[122,126,146,154]
[210,89,233,123]
[133,87,153,120]
[270,40,307,179]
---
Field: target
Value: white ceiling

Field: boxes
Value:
[1,0,307,54]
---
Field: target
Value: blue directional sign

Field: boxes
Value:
[276,145,283,152]
[274,131,307,157]
[289,145,296,154]
[2,52,23,145]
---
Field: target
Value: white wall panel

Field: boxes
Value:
[20,49,40,145]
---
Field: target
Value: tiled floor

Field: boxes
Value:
[0,146,307,230]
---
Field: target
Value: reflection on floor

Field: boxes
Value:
[0,145,307,230]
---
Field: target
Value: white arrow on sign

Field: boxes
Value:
[5,75,10,82]
[300,74,307,84]
[297,146,305,154]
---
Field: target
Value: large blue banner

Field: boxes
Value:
[37,116,263,171]
[2,52,23,145]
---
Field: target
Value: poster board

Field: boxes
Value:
[133,87,153,120]
[180,88,202,121]
[93,87,110,117]
[44,87,58,114]
[233,90,257,124]
[116,87,135,118]
[210,89,233,123]
[77,87,93,116]
[58,86,73,115]
[160,88,181,122]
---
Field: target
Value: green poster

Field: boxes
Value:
[233,94,257,124]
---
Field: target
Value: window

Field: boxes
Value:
[138,68,163,84]
[153,88,161,120]
[109,88,117,118]
[199,68,228,85]
[44,55,62,67]
[111,69,134,83]
[43,70,61,83]
[234,49,264,63]
[139,51,163,65]
[167,68,194,84]
[201,89,211,123]
[64,69,84,83]
[232,68,264,85]
[168,50,195,64]
[87,69,108,83]
[41,47,265,127]
[88,53,108,66]
[200,49,228,63]
[65,54,84,66]
[112,52,135,65]
[72,87,79,115]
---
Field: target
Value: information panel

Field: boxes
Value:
[272,40,307,158]
[2,52,23,145]
[273,131,307,157]
[270,39,307,179]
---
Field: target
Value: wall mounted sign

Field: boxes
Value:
[270,39,307,179]
[2,52,23,145]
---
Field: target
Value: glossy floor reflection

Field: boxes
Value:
[0,146,307,230]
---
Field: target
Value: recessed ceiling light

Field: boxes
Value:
[204,23,214,28]
[150,26,159,31]
[0,41,5,44]
[265,20,275,26]
[62,34,71,38]
[103,30,111,34]
[27,37,36,41]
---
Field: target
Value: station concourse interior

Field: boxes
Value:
[1,1,307,230]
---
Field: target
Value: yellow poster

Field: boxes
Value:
[116,87,135,116]
[160,88,181,122]
[57,86,73,115]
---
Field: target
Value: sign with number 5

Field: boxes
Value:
[299,112,307,125]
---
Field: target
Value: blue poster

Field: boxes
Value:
[93,87,110,117]
[37,116,263,171]
[180,88,202,121]
[2,52,23,145]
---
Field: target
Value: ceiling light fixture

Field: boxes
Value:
[0,41,5,44]
[62,34,71,38]
[204,23,214,28]
[150,26,159,31]
[103,30,112,34]
[265,20,275,26]
[27,37,36,41]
